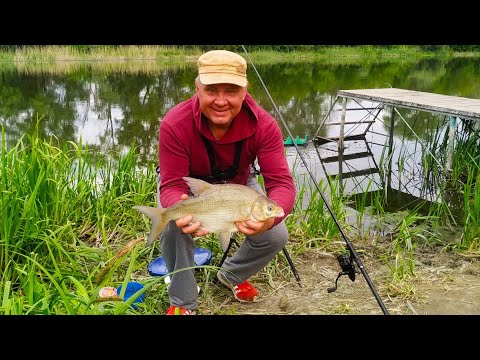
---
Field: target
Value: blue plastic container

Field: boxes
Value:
[148,247,212,276]
[116,282,145,309]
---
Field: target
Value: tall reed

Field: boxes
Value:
[461,171,480,250]
[0,120,160,314]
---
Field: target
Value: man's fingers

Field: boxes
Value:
[175,215,193,227]
[236,219,271,235]
[192,228,208,237]
[236,221,255,234]
[181,221,201,234]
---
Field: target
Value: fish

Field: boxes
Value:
[133,176,285,250]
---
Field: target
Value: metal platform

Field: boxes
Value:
[313,88,480,185]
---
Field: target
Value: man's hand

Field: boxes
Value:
[174,194,208,237]
[235,217,274,236]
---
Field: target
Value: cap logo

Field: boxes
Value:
[236,66,246,75]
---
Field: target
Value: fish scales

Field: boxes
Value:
[134,177,285,248]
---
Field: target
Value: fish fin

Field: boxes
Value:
[133,205,168,246]
[182,177,213,196]
[219,232,232,252]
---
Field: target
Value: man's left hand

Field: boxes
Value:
[235,218,274,236]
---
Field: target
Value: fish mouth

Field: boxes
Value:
[277,210,285,217]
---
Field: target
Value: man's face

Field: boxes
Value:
[196,82,247,126]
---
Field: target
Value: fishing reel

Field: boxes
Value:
[327,252,356,293]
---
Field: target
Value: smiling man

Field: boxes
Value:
[156,49,296,315]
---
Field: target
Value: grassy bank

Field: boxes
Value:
[2,45,475,75]
[0,45,478,64]
[1,119,479,314]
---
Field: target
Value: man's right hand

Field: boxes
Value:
[174,194,208,237]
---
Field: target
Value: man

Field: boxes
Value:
[157,49,296,315]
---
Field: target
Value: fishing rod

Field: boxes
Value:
[241,45,389,315]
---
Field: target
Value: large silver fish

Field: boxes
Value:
[134,176,285,250]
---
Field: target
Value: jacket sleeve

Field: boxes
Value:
[158,120,191,208]
[256,112,296,226]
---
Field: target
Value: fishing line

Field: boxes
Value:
[241,45,389,315]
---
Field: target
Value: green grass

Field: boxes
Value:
[1,45,480,75]
[1,45,475,63]
[1,115,479,314]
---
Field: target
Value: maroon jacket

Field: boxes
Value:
[158,92,295,226]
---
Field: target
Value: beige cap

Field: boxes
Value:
[198,50,247,87]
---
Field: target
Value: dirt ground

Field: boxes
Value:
[200,245,480,315]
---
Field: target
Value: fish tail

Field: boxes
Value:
[133,205,168,246]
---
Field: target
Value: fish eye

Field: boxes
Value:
[267,205,273,212]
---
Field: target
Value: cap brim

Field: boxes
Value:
[199,73,247,87]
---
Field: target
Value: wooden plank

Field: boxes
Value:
[331,168,379,178]
[325,120,376,125]
[337,88,480,120]
[320,151,371,163]
[313,134,366,145]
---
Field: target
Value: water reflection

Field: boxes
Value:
[1,57,480,209]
